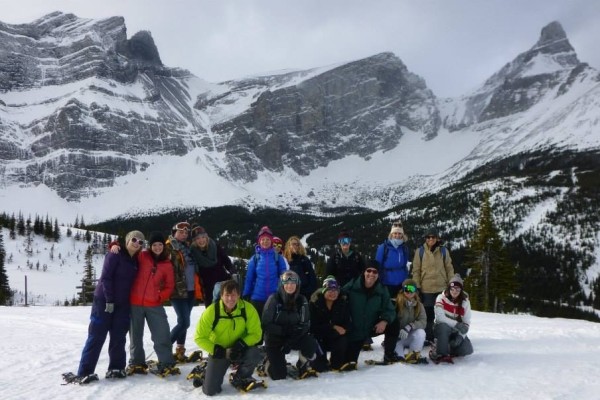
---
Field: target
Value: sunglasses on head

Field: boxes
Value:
[172,222,190,232]
[339,237,352,245]
[403,284,417,293]
[365,268,379,275]
[281,275,299,284]
[130,237,144,246]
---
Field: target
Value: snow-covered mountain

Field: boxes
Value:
[1,13,598,222]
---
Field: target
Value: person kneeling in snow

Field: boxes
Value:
[194,279,263,395]
[430,274,474,363]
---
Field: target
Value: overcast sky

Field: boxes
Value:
[2,0,599,98]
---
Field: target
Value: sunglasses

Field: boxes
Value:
[339,237,352,245]
[274,244,283,248]
[172,222,190,231]
[365,268,379,275]
[130,237,144,246]
[281,276,299,284]
[449,286,462,291]
[403,284,417,293]
[425,235,437,239]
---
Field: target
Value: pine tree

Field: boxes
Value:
[53,219,61,242]
[16,212,25,236]
[0,231,11,305]
[464,190,516,312]
[78,246,96,304]
[44,215,53,240]
[9,214,16,240]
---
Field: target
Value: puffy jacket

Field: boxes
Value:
[396,299,427,331]
[342,275,396,341]
[94,249,138,305]
[411,243,454,293]
[194,299,262,355]
[375,240,410,286]
[309,290,351,341]
[130,250,174,307]
[242,246,288,302]
[261,280,310,341]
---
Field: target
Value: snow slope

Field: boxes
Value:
[0,306,599,400]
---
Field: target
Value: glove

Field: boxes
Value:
[213,344,226,359]
[399,328,409,341]
[231,273,240,284]
[104,303,114,313]
[229,340,248,362]
[455,322,469,335]
[449,334,464,348]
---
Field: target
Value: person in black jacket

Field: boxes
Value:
[309,276,353,372]
[325,230,365,287]
[284,236,317,299]
[261,270,318,380]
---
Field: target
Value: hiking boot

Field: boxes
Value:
[383,351,403,364]
[105,369,127,379]
[361,343,374,351]
[125,363,148,375]
[187,349,203,362]
[174,346,187,363]
[429,349,443,363]
[404,351,421,364]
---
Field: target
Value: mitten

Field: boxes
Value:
[455,322,469,335]
[213,344,226,359]
[399,328,409,340]
[229,340,248,362]
[104,303,114,313]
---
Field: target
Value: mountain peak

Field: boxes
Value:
[532,21,574,55]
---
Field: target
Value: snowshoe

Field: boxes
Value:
[255,358,269,378]
[288,361,318,380]
[336,361,358,372]
[429,349,454,364]
[361,343,374,351]
[229,373,267,392]
[187,349,203,362]
[174,346,187,363]
[125,363,148,375]
[105,369,127,379]
[186,360,208,387]
[62,372,99,385]
[404,351,429,365]
[148,362,181,377]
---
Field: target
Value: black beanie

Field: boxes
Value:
[149,231,166,246]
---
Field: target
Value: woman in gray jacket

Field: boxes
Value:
[394,279,427,363]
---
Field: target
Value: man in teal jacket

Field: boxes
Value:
[194,280,263,395]
[342,259,401,364]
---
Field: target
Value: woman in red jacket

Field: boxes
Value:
[126,232,177,376]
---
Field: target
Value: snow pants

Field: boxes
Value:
[264,333,317,380]
[77,296,130,376]
[434,322,473,357]
[203,346,262,396]
[129,305,174,365]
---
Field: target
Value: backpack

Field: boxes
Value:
[418,245,447,264]
[212,299,247,330]
[253,250,281,266]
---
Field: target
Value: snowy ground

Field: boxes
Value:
[1,306,599,400]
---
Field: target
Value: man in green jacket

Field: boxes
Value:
[194,280,263,395]
[342,259,401,364]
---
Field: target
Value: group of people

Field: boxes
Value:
[63,221,474,395]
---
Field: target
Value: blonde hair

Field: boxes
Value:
[395,289,423,318]
[283,235,306,260]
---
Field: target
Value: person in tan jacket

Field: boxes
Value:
[411,229,454,343]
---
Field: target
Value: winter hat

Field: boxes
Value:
[257,225,274,242]
[322,275,340,294]
[338,230,351,240]
[390,226,405,236]
[423,228,439,238]
[449,274,464,289]
[402,278,418,293]
[148,231,166,246]
[191,224,208,240]
[365,258,381,272]
[125,230,145,244]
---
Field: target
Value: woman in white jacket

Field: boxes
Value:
[430,274,473,363]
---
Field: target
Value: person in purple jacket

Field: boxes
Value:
[62,230,144,385]
[242,226,288,317]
